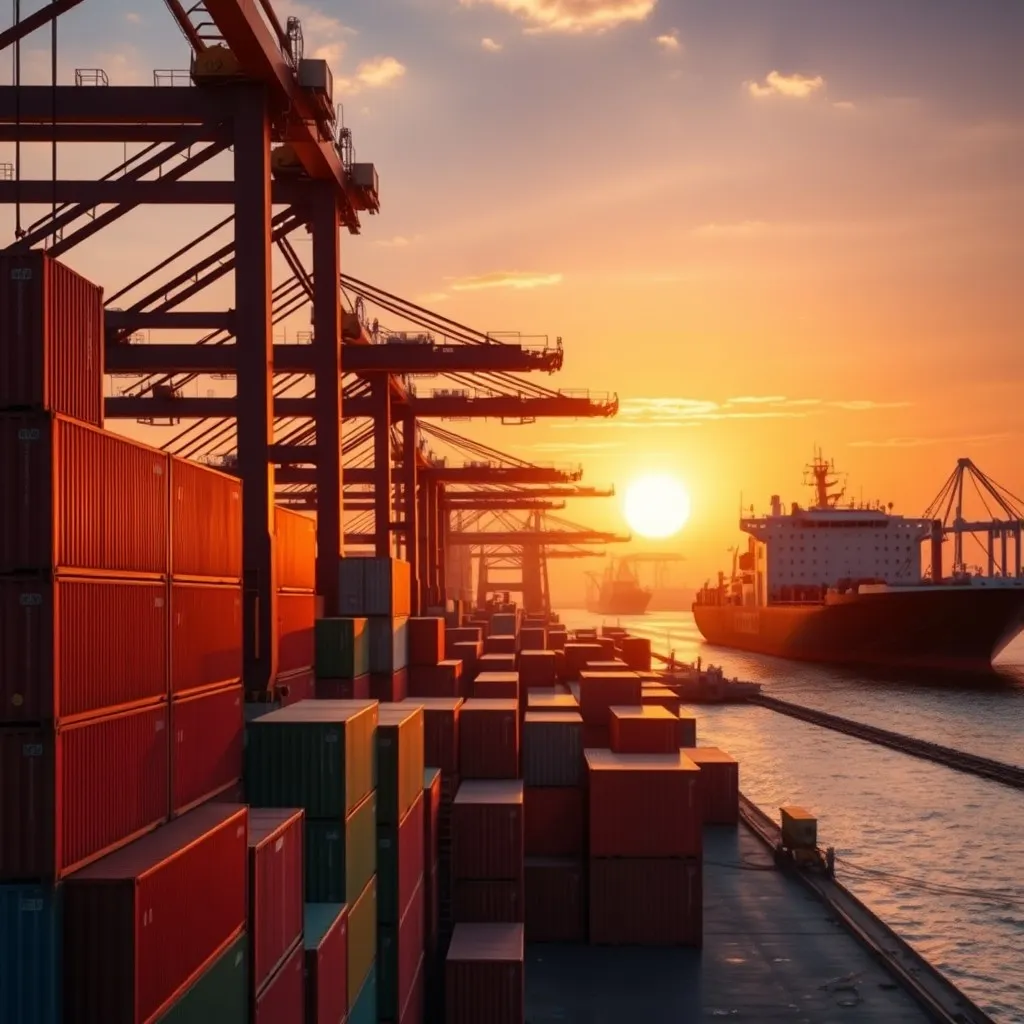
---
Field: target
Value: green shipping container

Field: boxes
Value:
[315,617,370,679]
[246,700,377,818]
[156,932,247,1023]
[376,705,425,826]
[306,790,377,902]
[347,875,377,1012]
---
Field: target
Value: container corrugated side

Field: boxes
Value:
[253,938,304,1024]
[364,557,411,617]
[273,505,316,592]
[408,616,445,666]
[347,875,377,1011]
[452,879,523,923]
[369,615,409,673]
[524,858,585,942]
[248,809,305,997]
[377,791,425,924]
[155,931,248,1024]
[0,882,61,1024]
[338,557,365,615]
[452,781,524,881]
[171,684,243,815]
[170,583,243,696]
[681,746,740,825]
[304,903,347,1024]
[347,963,377,1024]
[445,923,524,1024]
[376,704,425,825]
[314,616,369,679]
[0,413,169,576]
[524,786,583,858]
[458,699,518,780]
[424,768,442,878]
[378,874,424,1021]
[305,790,377,903]
[169,456,242,581]
[62,803,249,1024]
[276,592,316,674]
[409,700,460,780]
[0,703,170,881]
[0,251,103,425]
[521,712,583,787]
[0,576,168,724]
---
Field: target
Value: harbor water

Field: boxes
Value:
[564,609,1024,1023]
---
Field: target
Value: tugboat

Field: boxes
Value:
[586,558,653,616]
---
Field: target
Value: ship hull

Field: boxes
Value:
[587,590,653,616]
[692,586,1024,672]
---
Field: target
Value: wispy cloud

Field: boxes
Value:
[654,29,680,52]
[448,271,563,291]
[415,292,449,304]
[376,234,424,248]
[830,400,911,411]
[849,433,1010,449]
[747,70,825,100]
[282,2,357,64]
[338,56,406,94]
[125,11,141,24]
[459,0,656,35]
[481,37,504,52]
[728,395,787,405]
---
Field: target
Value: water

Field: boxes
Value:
[561,609,1024,1023]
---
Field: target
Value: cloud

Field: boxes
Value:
[459,0,656,35]
[282,2,357,64]
[832,100,856,111]
[828,400,911,411]
[338,56,406,94]
[654,29,680,52]
[727,395,787,405]
[448,271,563,291]
[481,37,504,52]
[376,234,424,247]
[849,433,1010,449]
[747,70,825,100]
[125,11,141,23]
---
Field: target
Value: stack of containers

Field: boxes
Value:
[586,749,702,946]
[445,921,525,1024]
[274,505,318,698]
[245,700,379,1021]
[522,711,586,942]
[422,767,443,1014]
[576,668,642,747]
[609,705,680,754]
[314,615,370,699]
[518,650,557,689]
[618,635,652,671]
[408,616,463,697]
[376,705,426,1023]
[303,902,349,1024]
[680,747,740,824]
[444,625,483,691]
[169,455,245,816]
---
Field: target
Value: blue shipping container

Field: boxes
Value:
[348,962,377,1024]
[0,884,61,1024]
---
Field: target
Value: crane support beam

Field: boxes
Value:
[106,312,237,332]
[444,487,614,500]
[0,179,307,205]
[0,0,85,50]
[345,530,627,547]
[344,394,617,418]
[0,124,230,143]
[372,376,391,557]
[0,86,235,123]
[304,466,583,485]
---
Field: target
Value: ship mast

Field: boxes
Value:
[805,449,845,510]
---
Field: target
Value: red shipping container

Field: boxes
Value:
[276,592,315,674]
[458,699,518,779]
[388,792,425,925]
[518,650,556,688]
[398,952,425,1024]
[642,687,681,717]
[445,923,524,1024]
[577,670,642,726]
[563,644,602,679]
[62,803,249,1023]
[453,879,523,923]
[524,786,583,858]
[477,652,515,674]
[526,689,578,714]
[169,455,242,582]
[587,659,628,671]
[0,703,169,881]
[0,575,167,724]
[171,684,243,814]
[254,938,305,1024]
[408,660,462,698]
[681,746,740,824]
[380,875,425,1022]
[586,749,701,858]
[609,705,678,754]
[518,627,546,651]
[524,858,585,943]
[452,780,523,880]
[424,768,442,877]
[484,634,516,655]
[581,723,609,748]
[371,667,409,702]
[248,808,305,996]
[408,616,445,666]
[620,635,652,671]
[473,672,518,700]
[405,696,461,775]
[677,713,697,747]
[445,626,481,649]
[448,642,480,681]
[0,412,169,576]
[274,504,316,592]
[547,630,567,652]
[0,251,103,424]
[315,674,370,699]
[305,903,348,1024]
[277,668,315,707]
[589,857,702,946]
[170,582,243,696]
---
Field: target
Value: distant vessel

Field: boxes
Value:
[586,558,653,616]
[693,454,1024,672]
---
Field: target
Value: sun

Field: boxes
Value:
[623,474,691,539]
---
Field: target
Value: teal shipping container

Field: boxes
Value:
[314,617,369,679]
[376,704,425,826]
[347,963,377,1024]
[305,790,377,903]
[0,884,60,1024]
[155,932,247,1023]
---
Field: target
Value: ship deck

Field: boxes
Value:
[525,823,932,1023]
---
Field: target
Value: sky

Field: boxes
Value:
[3,0,1023,603]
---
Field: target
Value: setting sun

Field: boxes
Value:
[623,474,692,539]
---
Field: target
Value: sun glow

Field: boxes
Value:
[623,474,691,539]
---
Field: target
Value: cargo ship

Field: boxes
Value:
[693,455,1024,671]
[585,558,653,616]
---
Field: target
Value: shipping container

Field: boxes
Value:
[0,703,169,880]
[477,652,516,675]
[444,626,481,651]
[447,642,480,682]
[524,787,583,858]
[62,803,249,1024]
[347,875,377,1011]
[408,616,445,666]
[170,583,243,696]
[518,627,546,652]
[315,674,370,700]
[445,923,524,1024]
[376,703,425,826]
[304,789,377,904]
[277,593,316,675]
[171,684,243,815]
[370,667,408,702]
[0,413,169,576]
[378,790,425,925]
[472,671,518,700]
[398,952,425,1024]
[452,780,523,881]
[378,875,425,1020]
[407,660,462,698]
[458,699,518,780]
[253,938,305,1024]
[488,613,516,637]
[640,685,681,716]
[248,809,305,996]
[587,659,628,671]
[524,858,585,943]
[453,878,522,923]
[677,712,697,747]
[304,903,348,1024]
[609,705,678,755]
[526,689,578,714]
[0,882,61,1024]
[338,556,365,615]
[577,670,642,726]
[169,456,242,582]
[369,615,409,673]
[0,575,168,724]
[347,963,377,1024]
[274,505,316,592]
[563,643,602,679]
[0,251,103,425]
[339,557,413,617]
[276,668,315,707]
[596,637,617,659]
[546,629,567,652]
[517,650,556,688]
[589,857,702,946]
[681,746,740,824]
[521,712,583,787]
[483,634,516,656]
[156,932,247,1024]
[619,635,652,671]
[246,700,377,818]
[314,617,369,679]
[586,749,701,858]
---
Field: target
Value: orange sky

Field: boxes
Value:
[2,0,1022,605]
